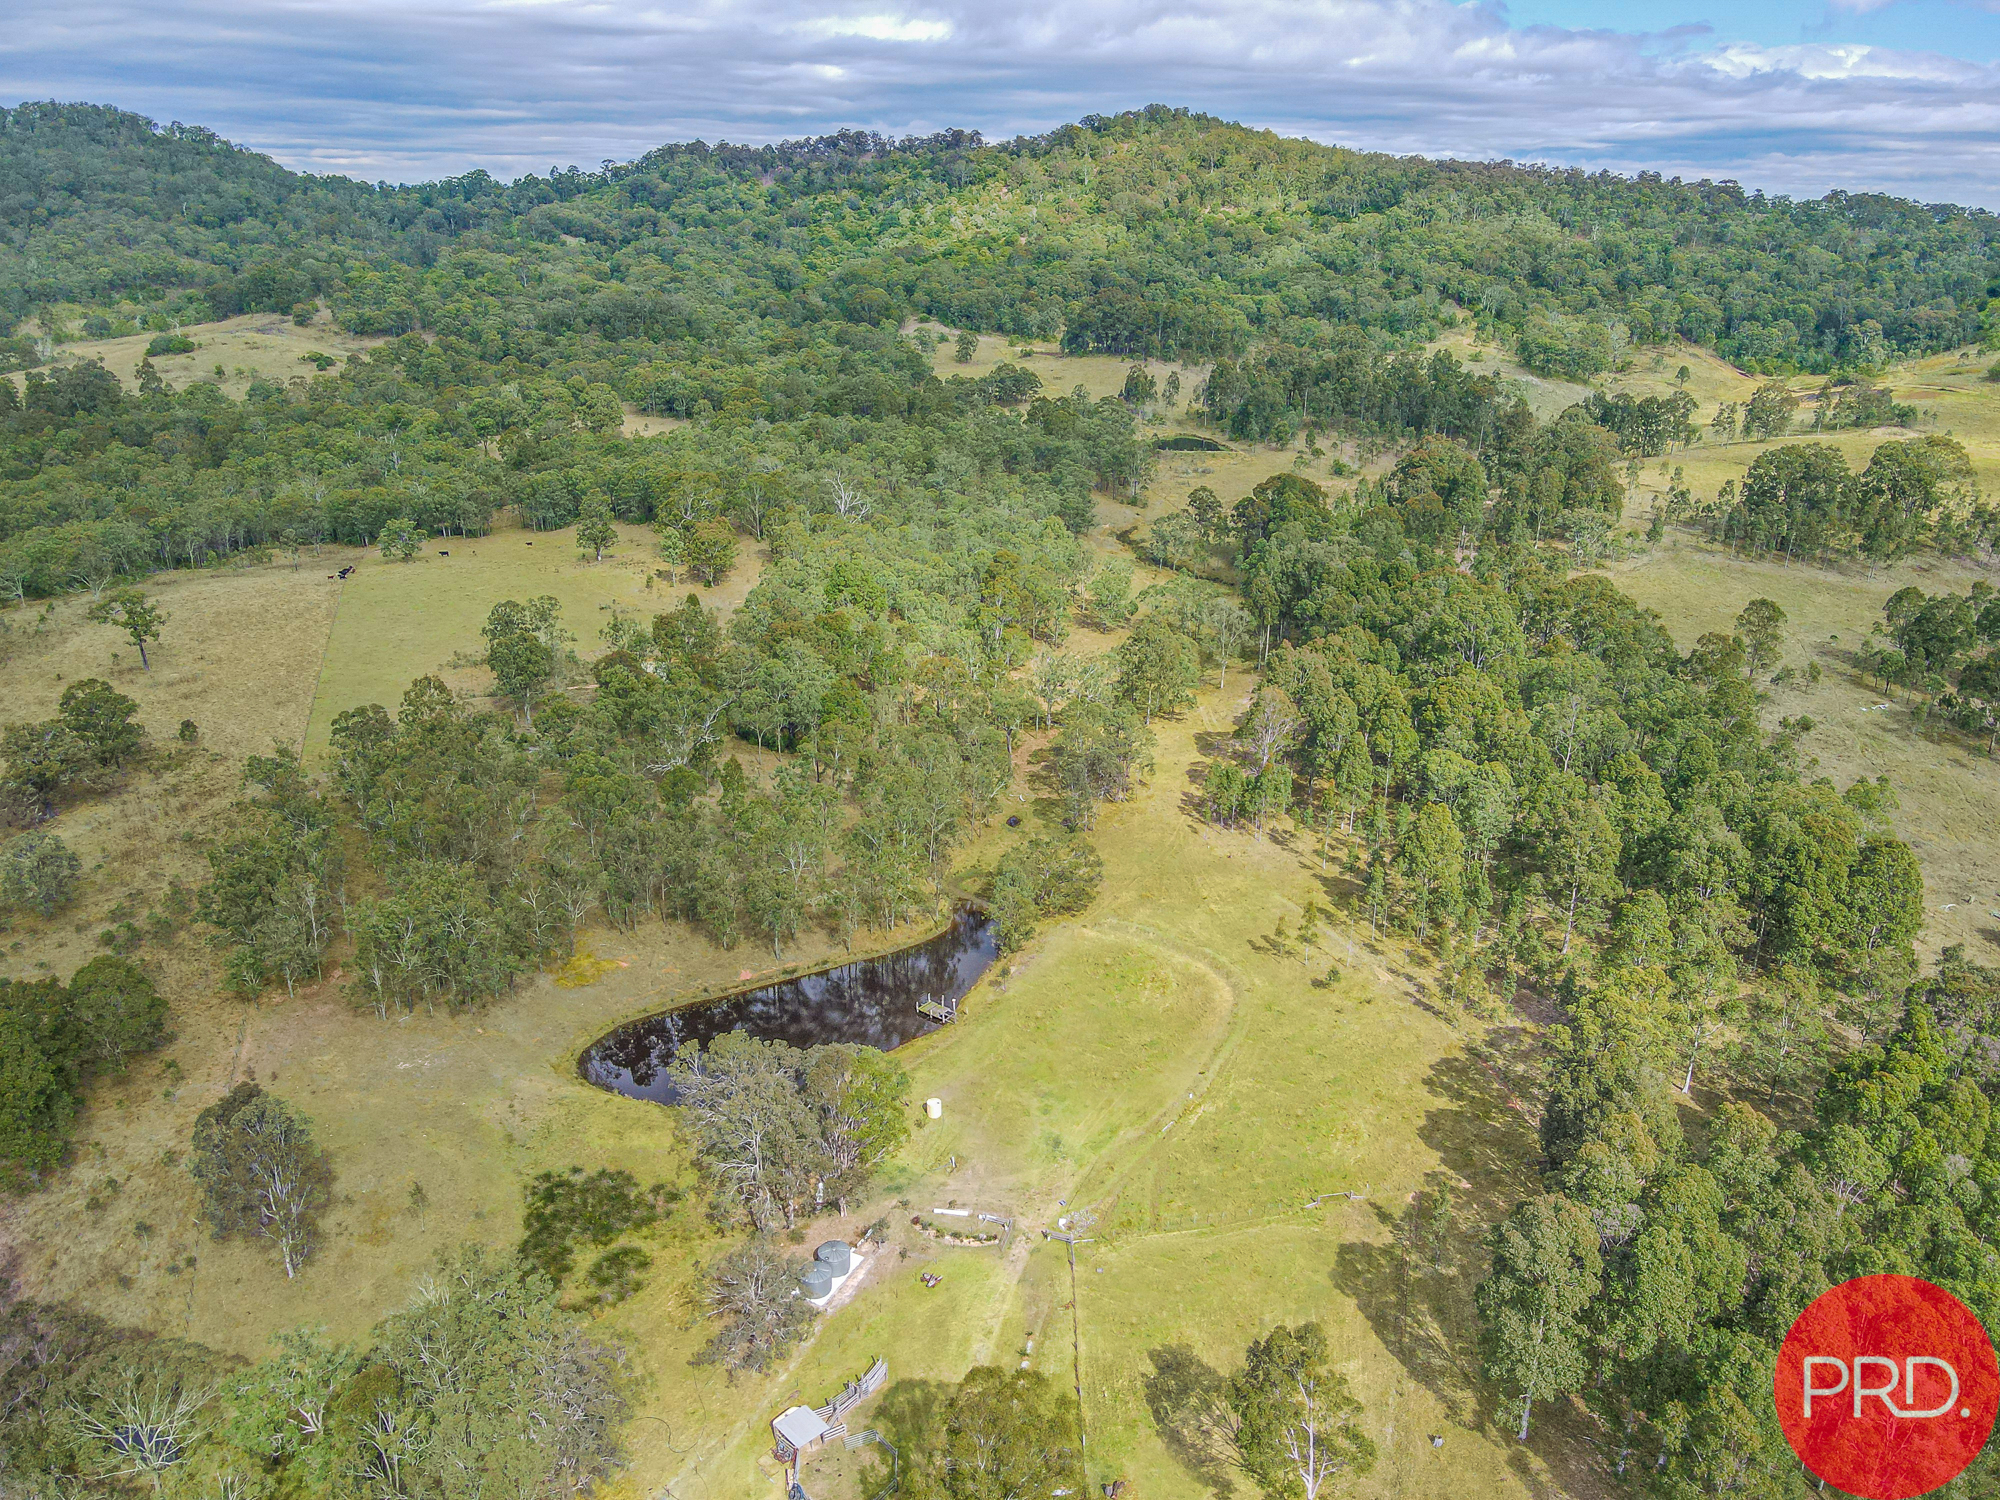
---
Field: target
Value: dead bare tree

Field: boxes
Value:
[826,473,871,520]
[69,1368,214,1489]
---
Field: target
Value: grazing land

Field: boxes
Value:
[1599,536,2000,965]
[5,102,2000,1500]
[9,311,386,403]
[298,518,762,758]
[13,376,1998,1494]
[0,641,1554,1499]
[6,351,1999,1498]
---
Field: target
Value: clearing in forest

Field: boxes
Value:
[1600,533,2000,964]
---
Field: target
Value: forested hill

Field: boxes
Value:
[0,103,407,321]
[4,101,1997,376]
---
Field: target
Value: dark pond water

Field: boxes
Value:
[579,907,997,1104]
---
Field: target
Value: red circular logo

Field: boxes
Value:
[1776,1275,1998,1498]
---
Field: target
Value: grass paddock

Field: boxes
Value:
[300,514,761,759]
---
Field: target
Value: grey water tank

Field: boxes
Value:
[816,1240,851,1276]
[800,1262,833,1299]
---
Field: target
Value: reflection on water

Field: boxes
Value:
[579,907,997,1104]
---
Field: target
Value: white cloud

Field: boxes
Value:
[801,14,953,42]
[1701,41,1981,81]
[2,0,1996,205]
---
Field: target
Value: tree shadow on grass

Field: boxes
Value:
[1191,730,1236,760]
[1331,1040,1544,1431]
[1308,864,1365,911]
[1332,1199,1477,1431]
[1504,1396,1621,1500]
[1382,964,1454,1026]
[1140,1344,1238,1498]
[836,1377,951,1500]
[1334,1032,1611,1496]
[1419,1038,1544,1230]
[868,1376,951,1457]
[1015,749,1071,833]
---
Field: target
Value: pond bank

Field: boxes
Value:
[579,906,998,1103]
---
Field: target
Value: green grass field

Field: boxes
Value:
[298,515,762,759]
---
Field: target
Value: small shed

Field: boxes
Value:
[772,1405,829,1462]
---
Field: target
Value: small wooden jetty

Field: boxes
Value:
[916,992,958,1024]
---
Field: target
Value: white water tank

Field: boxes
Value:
[925,1098,943,1119]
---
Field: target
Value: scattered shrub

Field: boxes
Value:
[517,1166,676,1283]
[582,1245,653,1306]
[58,679,145,768]
[0,832,81,916]
[0,956,166,1185]
[64,955,170,1071]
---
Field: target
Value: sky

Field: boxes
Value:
[3,0,1996,207]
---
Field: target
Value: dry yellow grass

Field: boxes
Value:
[915,324,1177,403]
[1598,341,2000,513]
[0,564,340,763]
[621,407,689,439]
[10,312,388,403]
[299,511,764,759]
[0,565,346,1060]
